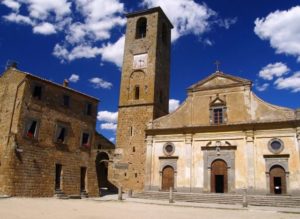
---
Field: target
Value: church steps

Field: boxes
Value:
[132,192,300,207]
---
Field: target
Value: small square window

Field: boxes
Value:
[33,85,42,100]
[85,103,92,115]
[63,95,70,107]
[81,132,90,148]
[55,124,68,144]
[25,119,39,139]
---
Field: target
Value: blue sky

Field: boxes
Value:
[0,0,300,142]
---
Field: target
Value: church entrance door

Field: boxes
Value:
[270,165,286,194]
[211,160,228,193]
[162,166,174,191]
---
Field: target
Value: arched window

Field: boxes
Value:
[136,17,147,39]
[134,86,140,100]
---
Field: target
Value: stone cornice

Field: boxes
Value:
[146,119,300,135]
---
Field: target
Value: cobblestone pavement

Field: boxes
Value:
[0,197,299,219]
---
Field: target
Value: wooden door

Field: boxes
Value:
[162,166,174,191]
[211,160,228,193]
[270,165,286,194]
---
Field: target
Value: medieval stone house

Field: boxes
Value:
[0,67,114,197]
[112,7,300,195]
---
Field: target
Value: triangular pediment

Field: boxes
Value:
[188,72,252,92]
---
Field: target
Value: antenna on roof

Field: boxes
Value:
[6,60,18,70]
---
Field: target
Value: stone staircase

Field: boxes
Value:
[132,191,300,208]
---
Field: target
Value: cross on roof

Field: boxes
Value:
[214,60,221,72]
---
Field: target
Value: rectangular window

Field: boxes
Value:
[81,132,90,148]
[85,103,92,115]
[32,85,42,100]
[55,124,68,144]
[63,95,70,107]
[213,108,223,124]
[134,86,140,100]
[25,119,38,139]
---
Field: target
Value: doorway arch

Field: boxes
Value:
[211,159,228,193]
[161,166,174,191]
[95,152,109,192]
[269,165,287,194]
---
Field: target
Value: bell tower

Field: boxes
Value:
[114,7,173,191]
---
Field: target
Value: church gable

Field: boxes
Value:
[188,72,252,92]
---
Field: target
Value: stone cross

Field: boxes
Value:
[214,60,221,72]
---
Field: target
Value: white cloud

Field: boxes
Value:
[169,99,180,113]
[259,62,290,80]
[254,6,300,62]
[255,83,269,92]
[53,44,102,61]
[100,35,125,67]
[89,77,113,89]
[97,111,118,123]
[142,0,233,42]
[100,122,117,131]
[2,0,20,11]
[3,13,34,25]
[69,74,79,83]
[275,72,300,92]
[25,0,71,20]
[109,137,115,142]
[33,22,56,35]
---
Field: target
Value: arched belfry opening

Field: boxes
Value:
[136,17,147,39]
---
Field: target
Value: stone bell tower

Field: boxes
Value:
[114,7,173,191]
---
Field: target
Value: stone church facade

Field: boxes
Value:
[113,7,300,195]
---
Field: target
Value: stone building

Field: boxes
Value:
[113,7,300,195]
[0,67,114,197]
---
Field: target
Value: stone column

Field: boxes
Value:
[245,130,255,193]
[144,136,153,191]
[185,134,192,192]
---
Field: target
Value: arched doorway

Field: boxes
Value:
[211,159,228,193]
[161,166,174,191]
[95,152,109,194]
[270,165,286,194]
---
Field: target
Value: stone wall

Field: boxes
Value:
[0,68,114,197]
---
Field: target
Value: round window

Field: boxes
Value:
[163,143,175,156]
[268,139,284,154]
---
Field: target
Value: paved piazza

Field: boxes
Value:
[0,198,299,219]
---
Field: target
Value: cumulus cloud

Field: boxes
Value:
[100,122,117,131]
[100,35,125,67]
[53,44,102,61]
[169,99,180,113]
[142,0,235,42]
[69,74,80,83]
[3,13,34,25]
[2,0,20,11]
[255,83,269,92]
[33,22,56,35]
[97,111,118,123]
[258,62,290,80]
[275,72,300,92]
[89,77,113,89]
[254,6,300,62]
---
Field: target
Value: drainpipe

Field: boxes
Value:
[6,76,27,146]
